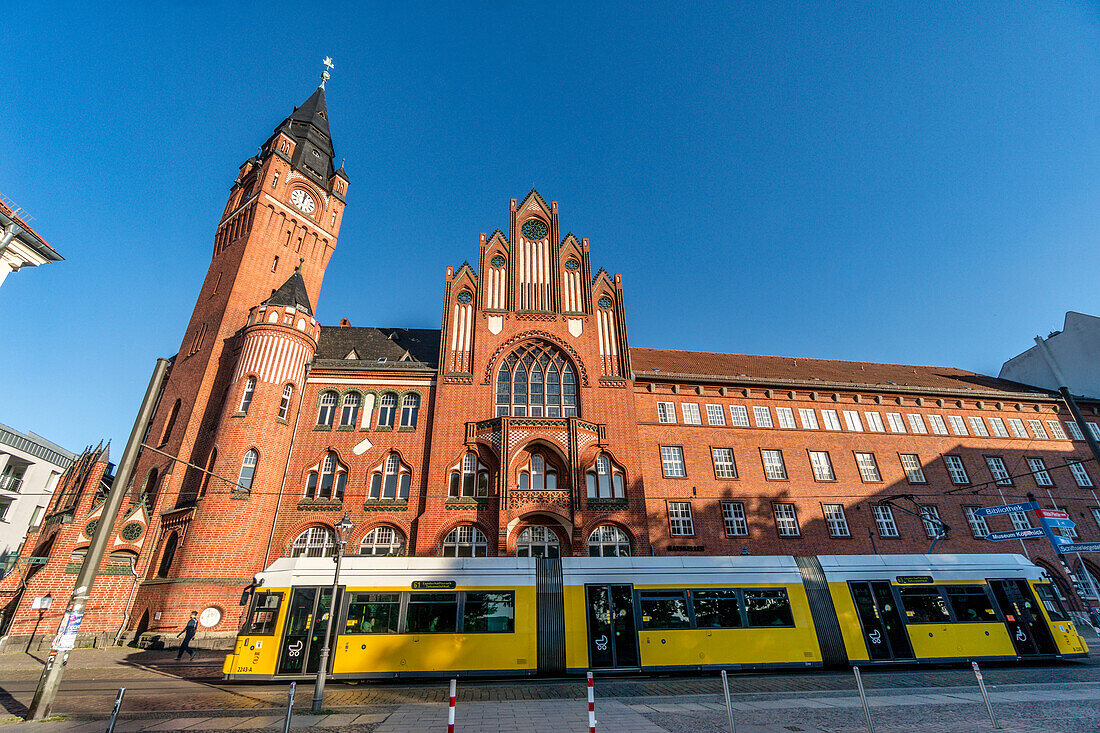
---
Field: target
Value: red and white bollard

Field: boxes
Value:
[587,671,596,732]
[447,678,456,733]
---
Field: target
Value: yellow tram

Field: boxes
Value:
[222,553,1087,680]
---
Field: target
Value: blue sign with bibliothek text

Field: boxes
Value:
[973,502,1038,518]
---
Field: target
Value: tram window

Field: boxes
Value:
[463,592,515,633]
[1034,583,1069,622]
[638,591,691,630]
[245,592,282,635]
[898,587,951,623]
[944,585,998,623]
[405,592,459,633]
[691,590,743,628]
[346,593,400,634]
[743,589,795,627]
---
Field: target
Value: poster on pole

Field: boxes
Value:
[51,611,84,651]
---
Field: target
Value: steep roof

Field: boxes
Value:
[263,269,313,316]
[630,347,1048,397]
[315,327,441,369]
[288,86,330,138]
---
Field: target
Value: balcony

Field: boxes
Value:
[0,475,23,493]
[466,416,605,458]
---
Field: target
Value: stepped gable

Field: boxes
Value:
[315,326,442,369]
[630,347,1048,396]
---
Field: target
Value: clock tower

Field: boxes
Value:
[124,77,349,627]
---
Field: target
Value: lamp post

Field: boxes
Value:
[311,511,353,714]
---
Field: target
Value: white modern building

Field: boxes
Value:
[0,195,62,290]
[0,423,75,575]
[1000,311,1100,399]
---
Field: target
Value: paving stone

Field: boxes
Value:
[141,718,212,731]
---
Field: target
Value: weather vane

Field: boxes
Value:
[321,56,335,89]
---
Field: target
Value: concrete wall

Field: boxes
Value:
[1000,312,1100,399]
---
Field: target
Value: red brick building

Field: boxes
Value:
[5,82,1100,645]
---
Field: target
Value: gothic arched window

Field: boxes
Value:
[238,449,258,492]
[586,453,625,500]
[400,393,420,428]
[495,342,578,418]
[317,391,337,426]
[359,526,406,556]
[448,452,490,499]
[377,393,398,428]
[139,467,159,507]
[441,525,489,557]
[240,376,256,415]
[157,531,179,577]
[277,384,293,421]
[516,525,560,558]
[160,399,181,446]
[340,392,361,427]
[198,448,217,499]
[588,525,631,557]
[305,452,347,500]
[368,453,411,501]
[518,449,558,492]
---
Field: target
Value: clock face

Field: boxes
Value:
[521,219,548,240]
[290,189,316,214]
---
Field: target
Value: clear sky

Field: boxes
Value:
[3,2,1100,452]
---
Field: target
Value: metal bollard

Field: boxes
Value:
[105,687,125,733]
[447,678,457,733]
[853,666,875,733]
[971,661,1000,729]
[720,670,736,733]
[282,681,296,733]
[587,671,597,732]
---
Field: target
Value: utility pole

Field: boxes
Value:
[26,359,169,721]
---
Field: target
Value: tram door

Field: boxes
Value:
[585,584,639,669]
[988,579,1056,656]
[276,587,344,675]
[849,581,914,660]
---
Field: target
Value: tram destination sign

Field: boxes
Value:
[985,528,1046,541]
[412,581,456,590]
[895,576,934,584]
[973,501,1038,518]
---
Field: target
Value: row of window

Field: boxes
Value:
[288,523,634,558]
[638,588,795,630]
[660,445,1095,488]
[656,401,1091,442]
[238,377,296,421]
[316,391,420,429]
[662,500,1100,541]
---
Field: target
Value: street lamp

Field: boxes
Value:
[311,511,353,714]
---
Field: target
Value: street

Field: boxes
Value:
[0,648,1099,731]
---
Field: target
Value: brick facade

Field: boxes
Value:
[4,84,1100,645]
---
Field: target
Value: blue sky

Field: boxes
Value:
[3,2,1100,452]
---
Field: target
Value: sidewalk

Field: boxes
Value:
[3,682,1099,732]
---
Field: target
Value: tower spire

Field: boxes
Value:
[320,56,334,89]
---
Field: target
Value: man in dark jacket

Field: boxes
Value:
[176,611,198,660]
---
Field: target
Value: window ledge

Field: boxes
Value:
[314,425,333,432]
[375,426,394,433]
[336,425,356,431]
[398,426,416,432]
[231,412,247,418]
[297,498,343,510]
[230,491,251,501]
[276,418,289,426]
[445,499,488,509]
[363,500,409,511]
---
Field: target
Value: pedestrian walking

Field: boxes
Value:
[176,610,198,661]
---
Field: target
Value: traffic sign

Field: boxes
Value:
[973,502,1038,518]
[1035,508,1070,520]
[986,528,1045,541]
[1056,542,1100,553]
[1040,516,1076,529]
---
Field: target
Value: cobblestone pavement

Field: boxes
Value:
[1,647,1099,730]
[1,684,1099,732]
